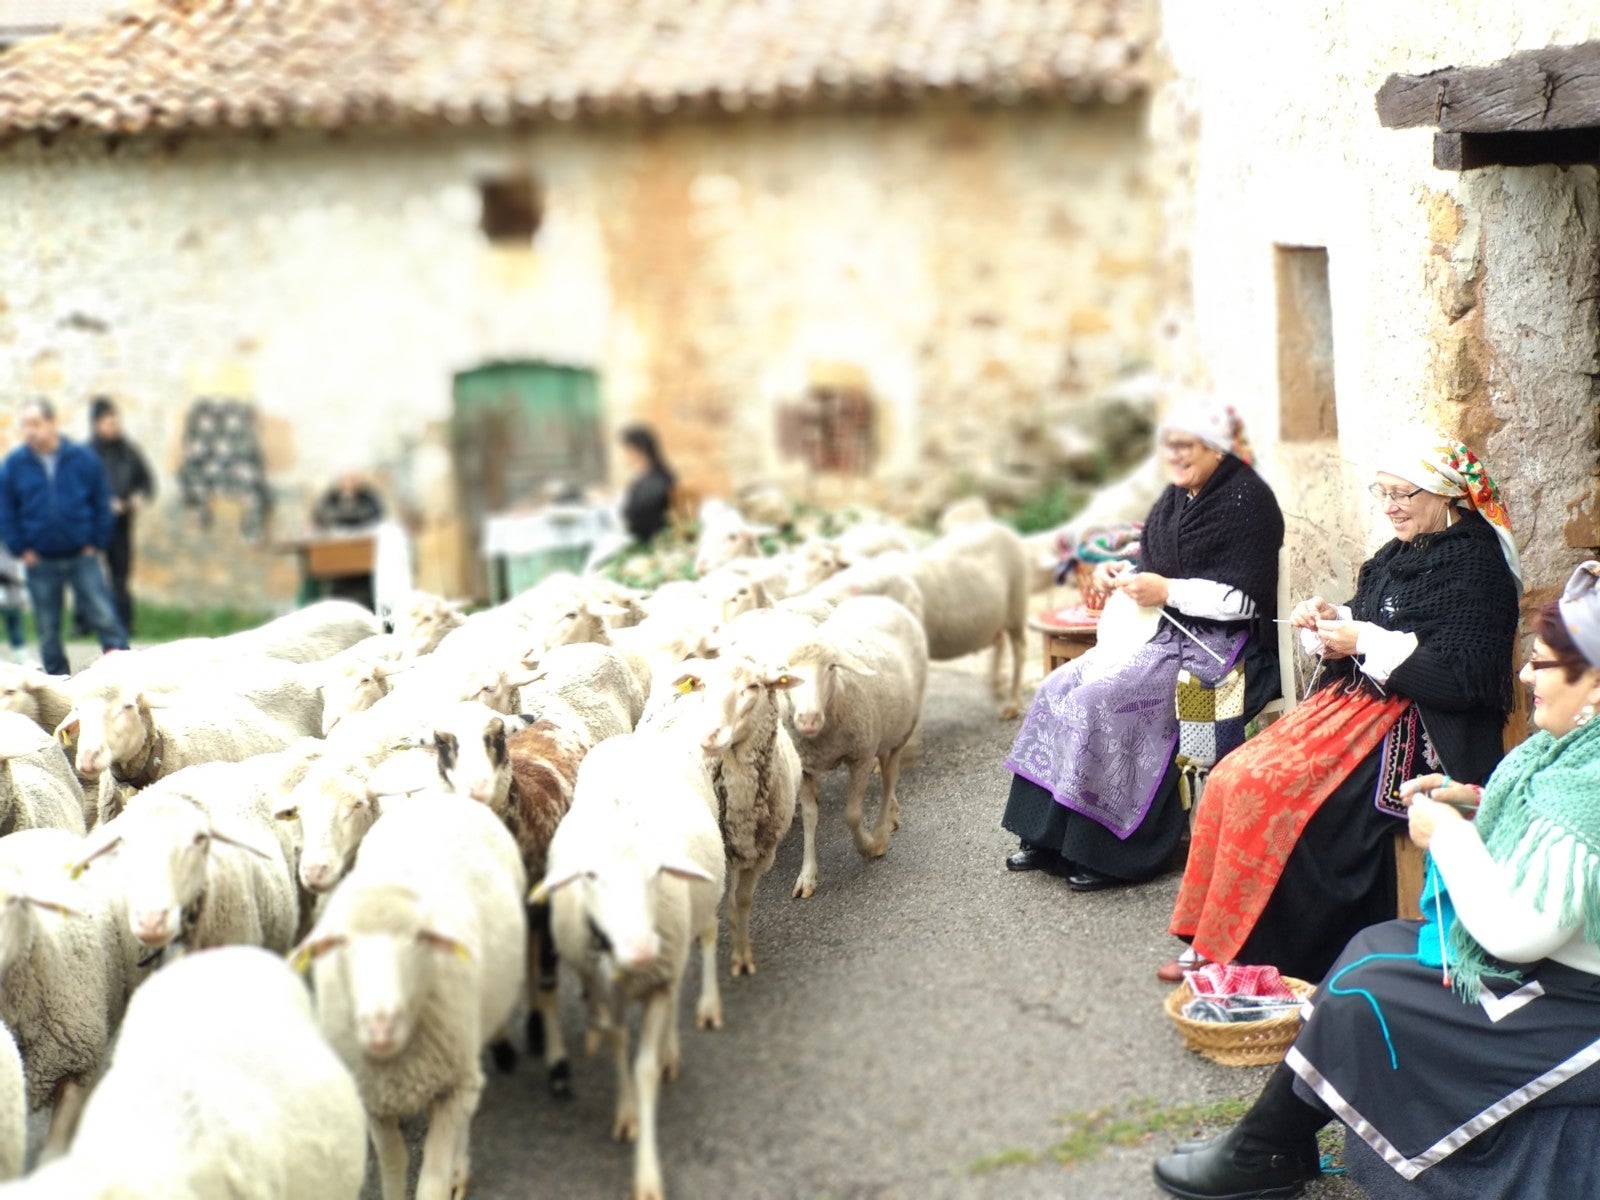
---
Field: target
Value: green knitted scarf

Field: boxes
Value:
[1446,717,1600,1002]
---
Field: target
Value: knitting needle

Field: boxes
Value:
[1433,876,1451,989]
[1159,611,1228,665]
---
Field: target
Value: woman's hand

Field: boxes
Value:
[1090,561,1129,593]
[1408,794,1466,851]
[1291,595,1338,630]
[1400,774,1481,814]
[1112,571,1170,608]
[1314,619,1366,659]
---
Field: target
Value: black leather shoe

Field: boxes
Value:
[1065,866,1126,892]
[1172,1134,1221,1155]
[1153,1127,1317,1199]
[1005,845,1048,871]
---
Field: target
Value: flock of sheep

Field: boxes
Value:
[0,504,1031,1200]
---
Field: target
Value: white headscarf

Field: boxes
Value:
[1158,394,1254,465]
[1374,427,1522,593]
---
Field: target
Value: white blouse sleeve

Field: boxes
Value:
[1164,578,1256,622]
[1355,625,1419,686]
[1429,819,1583,963]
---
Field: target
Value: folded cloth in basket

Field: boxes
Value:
[1187,962,1294,1001]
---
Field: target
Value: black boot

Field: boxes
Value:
[1005,841,1047,871]
[1154,1065,1327,1199]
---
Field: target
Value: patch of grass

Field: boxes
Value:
[1001,482,1086,536]
[966,1095,1253,1176]
[131,603,276,642]
[968,1147,1041,1175]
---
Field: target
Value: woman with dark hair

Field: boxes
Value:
[619,424,675,544]
[1166,429,1522,985]
[1155,566,1600,1200]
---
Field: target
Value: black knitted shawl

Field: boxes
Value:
[1139,453,1285,622]
[1319,509,1519,719]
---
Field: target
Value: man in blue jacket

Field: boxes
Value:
[0,399,129,674]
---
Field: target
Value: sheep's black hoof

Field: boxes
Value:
[526,1011,546,1058]
[489,1038,518,1074]
[548,1059,573,1100]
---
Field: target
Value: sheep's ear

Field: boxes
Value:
[289,933,346,973]
[273,803,300,822]
[138,691,172,710]
[529,867,587,904]
[20,893,83,918]
[586,600,628,620]
[505,668,543,688]
[54,712,80,747]
[207,826,275,861]
[833,652,877,678]
[417,929,471,961]
[69,833,121,879]
[21,667,53,690]
[670,672,705,696]
[658,859,716,884]
[765,670,804,690]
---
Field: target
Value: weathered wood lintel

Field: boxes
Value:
[1378,41,1600,134]
[1432,127,1600,171]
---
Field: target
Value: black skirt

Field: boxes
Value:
[1290,920,1600,1189]
[999,636,1281,884]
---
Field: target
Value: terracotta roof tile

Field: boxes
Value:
[0,0,1150,139]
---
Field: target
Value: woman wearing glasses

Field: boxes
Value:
[1154,565,1600,1200]
[1002,397,1284,891]
[1166,430,1521,984]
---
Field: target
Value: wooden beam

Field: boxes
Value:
[1433,127,1600,171]
[1379,40,1600,134]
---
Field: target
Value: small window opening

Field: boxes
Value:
[778,366,876,477]
[479,174,544,243]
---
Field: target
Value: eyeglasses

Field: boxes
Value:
[1162,438,1201,456]
[1368,484,1425,504]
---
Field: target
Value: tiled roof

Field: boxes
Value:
[0,0,1151,140]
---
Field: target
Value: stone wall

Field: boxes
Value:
[0,98,1159,607]
[1158,1,1600,696]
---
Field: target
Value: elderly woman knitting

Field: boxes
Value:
[1001,398,1284,891]
[1154,563,1600,1200]
[1166,430,1521,985]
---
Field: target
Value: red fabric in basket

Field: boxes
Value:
[1188,962,1294,1001]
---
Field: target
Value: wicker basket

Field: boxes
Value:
[1163,977,1314,1067]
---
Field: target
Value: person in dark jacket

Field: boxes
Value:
[312,469,385,532]
[85,397,155,636]
[619,424,675,544]
[0,399,128,674]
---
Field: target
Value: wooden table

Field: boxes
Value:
[280,532,378,604]
[1028,610,1100,674]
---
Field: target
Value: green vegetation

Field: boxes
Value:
[966,1096,1254,1175]
[1000,481,1086,536]
[132,603,277,642]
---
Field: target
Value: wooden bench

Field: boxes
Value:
[1028,611,1099,674]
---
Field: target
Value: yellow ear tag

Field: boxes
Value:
[289,946,313,974]
[675,679,696,695]
[529,881,549,905]
[452,942,472,963]
[67,860,87,880]
[56,728,70,747]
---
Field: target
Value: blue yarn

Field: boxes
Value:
[1416,857,1457,970]
[1324,952,1416,1071]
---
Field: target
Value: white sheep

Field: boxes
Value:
[0,828,131,1160]
[65,678,313,796]
[296,795,525,1200]
[692,501,771,576]
[517,642,643,743]
[892,521,1029,718]
[835,521,916,561]
[0,667,73,739]
[653,655,801,976]
[537,731,726,1200]
[786,538,848,594]
[807,554,927,624]
[779,597,929,897]
[5,946,368,1200]
[389,590,466,657]
[431,702,589,1095]
[73,764,300,962]
[0,1023,20,1183]
[0,713,86,835]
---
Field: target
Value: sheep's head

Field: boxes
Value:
[71,684,155,779]
[672,657,800,757]
[541,601,616,653]
[293,882,468,1060]
[0,666,50,724]
[461,665,533,715]
[694,520,765,577]
[391,592,463,656]
[781,645,877,739]
[431,704,512,809]
[788,541,846,593]
[712,575,770,624]
[535,846,713,974]
[321,661,396,736]
[86,794,271,949]
[0,858,82,978]
[287,765,380,894]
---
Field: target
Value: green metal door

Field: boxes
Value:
[452,361,605,599]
